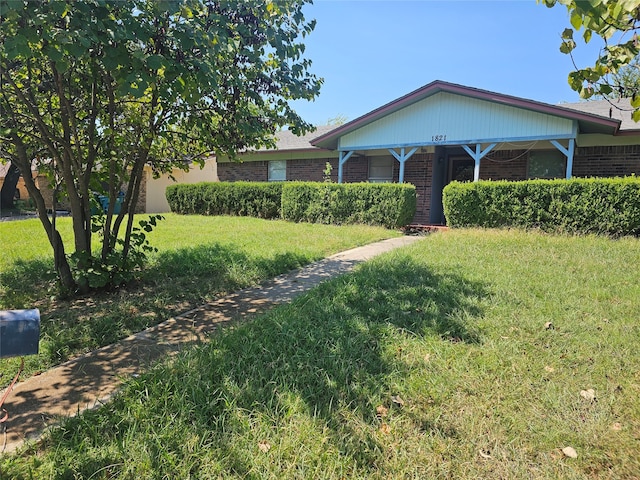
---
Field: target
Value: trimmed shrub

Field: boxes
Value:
[442,177,640,236]
[166,182,283,219]
[281,182,416,228]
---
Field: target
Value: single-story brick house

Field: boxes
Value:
[218,80,640,225]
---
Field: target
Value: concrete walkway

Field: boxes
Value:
[1,235,423,454]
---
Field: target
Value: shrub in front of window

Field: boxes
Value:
[442,177,640,237]
[281,182,416,228]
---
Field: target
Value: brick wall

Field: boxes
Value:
[342,157,368,182]
[476,146,640,180]
[288,158,339,182]
[479,150,528,180]
[573,145,640,177]
[218,157,364,183]
[214,144,640,226]
[218,160,268,182]
[403,153,433,224]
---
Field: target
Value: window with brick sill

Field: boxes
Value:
[268,160,286,181]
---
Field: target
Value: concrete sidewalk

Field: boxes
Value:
[1,235,423,454]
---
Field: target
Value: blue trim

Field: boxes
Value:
[550,140,569,157]
[566,138,575,179]
[338,134,575,152]
[551,139,576,179]
[462,143,496,181]
[337,151,354,183]
[388,147,418,183]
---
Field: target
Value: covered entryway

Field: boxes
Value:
[429,148,475,225]
[311,81,621,224]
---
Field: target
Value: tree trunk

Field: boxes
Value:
[0,162,21,210]
[10,137,77,293]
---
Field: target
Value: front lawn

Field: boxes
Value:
[0,214,399,379]
[3,229,639,478]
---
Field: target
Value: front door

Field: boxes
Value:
[430,152,475,225]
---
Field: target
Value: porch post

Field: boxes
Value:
[550,139,576,179]
[462,143,497,182]
[473,144,481,182]
[338,151,354,184]
[389,147,418,183]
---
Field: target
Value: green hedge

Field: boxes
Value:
[281,182,416,228]
[442,177,640,236]
[166,182,283,219]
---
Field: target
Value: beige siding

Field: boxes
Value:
[145,159,218,213]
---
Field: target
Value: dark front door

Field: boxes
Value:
[430,152,475,225]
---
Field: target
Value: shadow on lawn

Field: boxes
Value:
[40,252,489,478]
[0,243,310,376]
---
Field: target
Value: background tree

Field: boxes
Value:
[542,0,640,117]
[0,0,321,294]
[0,161,21,210]
[609,56,640,98]
[326,114,348,126]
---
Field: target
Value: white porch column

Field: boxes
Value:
[550,139,576,179]
[388,147,418,183]
[337,151,354,184]
[462,143,497,182]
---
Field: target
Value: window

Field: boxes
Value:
[268,160,286,181]
[528,151,566,179]
[368,157,394,183]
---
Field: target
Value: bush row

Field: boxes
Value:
[166,182,283,219]
[281,182,416,228]
[166,181,417,228]
[442,177,640,236]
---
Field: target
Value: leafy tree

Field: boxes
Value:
[326,114,348,125]
[542,0,640,117]
[609,56,640,98]
[0,0,321,294]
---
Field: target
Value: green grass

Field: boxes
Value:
[3,228,639,479]
[0,214,399,378]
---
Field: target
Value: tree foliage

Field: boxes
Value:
[542,0,640,118]
[0,0,321,294]
[609,56,640,98]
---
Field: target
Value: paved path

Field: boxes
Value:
[1,235,424,454]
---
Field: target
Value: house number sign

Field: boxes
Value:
[431,135,447,142]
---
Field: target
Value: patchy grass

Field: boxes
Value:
[3,229,639,478]
[0,214,399,378]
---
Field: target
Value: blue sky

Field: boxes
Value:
[290,0,604,126]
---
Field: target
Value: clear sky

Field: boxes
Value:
[289,0,604,127]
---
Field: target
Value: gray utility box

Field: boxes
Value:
[0,309,40,359]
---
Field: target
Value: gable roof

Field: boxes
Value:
[311,80,624,150]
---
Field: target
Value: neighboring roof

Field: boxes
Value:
[560,98,640,133]
[312,80,624,150]
[256,124,337,152]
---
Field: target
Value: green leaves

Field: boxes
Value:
[1,0,321,293]
[3,35,32,59]
[546,0,640,119]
